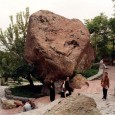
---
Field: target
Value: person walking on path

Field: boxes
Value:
[101,72,110,100]
[49,80,55,102]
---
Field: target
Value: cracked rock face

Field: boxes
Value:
[25,10,95,82]
[44,95,101,115]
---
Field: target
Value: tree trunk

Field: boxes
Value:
[111,37,115,66]
[27,74,34,87]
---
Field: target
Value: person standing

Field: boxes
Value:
[49,80,55,102]
[60,80,66,98]
[100,59,108,69]
[65,77,73,95]
[101,72,110,100]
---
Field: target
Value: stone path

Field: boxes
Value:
[75,66,115,115]
[0,66,115,115]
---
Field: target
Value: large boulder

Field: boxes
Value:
[25,10,95,82]
[1,99,16,109]
[44,95,101,115]
[70,74,89,89]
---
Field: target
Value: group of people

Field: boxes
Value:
[49,72,110,102]
[23,71,110,110]
[60,77,73,98]
[49,77,73,102]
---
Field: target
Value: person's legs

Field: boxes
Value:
[61,91,65,98]
[102,88,104,99]
[53,91,55,101]
[103,88,107,99]
[50,90,55,101]
[104,89,107,99]
[50,90,53,101]
[69,90,71,95]
[68,88,72,95]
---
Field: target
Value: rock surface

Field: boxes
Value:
[44,95,101,115]
[1,99,16,109]
[25,10,95,82]
[70,74,88,89]
[15,94,101,115]
[0,66,115,115]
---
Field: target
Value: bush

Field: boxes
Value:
[10,85,43,98]
[80,69,98,78]
[91,64,99,70]
[74,63,99,78]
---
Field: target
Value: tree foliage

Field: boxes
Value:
[85,13,111,60]
[109,18,115,33]
[0,7,29,57]
[0,8,35,85]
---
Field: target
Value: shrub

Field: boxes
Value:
[10,85,43,98]
[91,64,99,70]
[80,69,98,78]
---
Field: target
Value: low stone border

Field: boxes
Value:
[87,68,104,81]
[4,87,46,102]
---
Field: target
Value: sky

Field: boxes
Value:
[0,0,114,30]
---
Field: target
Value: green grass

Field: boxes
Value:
[10,85,43,98]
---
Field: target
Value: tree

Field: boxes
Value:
[85,13,110,60]
[108,18,115,65]
[0,8,35,86]
[0,7,29,57]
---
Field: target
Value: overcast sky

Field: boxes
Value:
[0,0,114,29]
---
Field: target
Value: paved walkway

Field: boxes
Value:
[75,66,115,115]
[0,66,115,115]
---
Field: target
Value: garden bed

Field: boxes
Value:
[9,85,43,98]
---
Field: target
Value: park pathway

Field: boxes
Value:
[75,66,115,115]
[0,66,115,115]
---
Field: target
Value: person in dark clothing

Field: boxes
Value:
[49,80,55,102]
[65,77,73,95]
